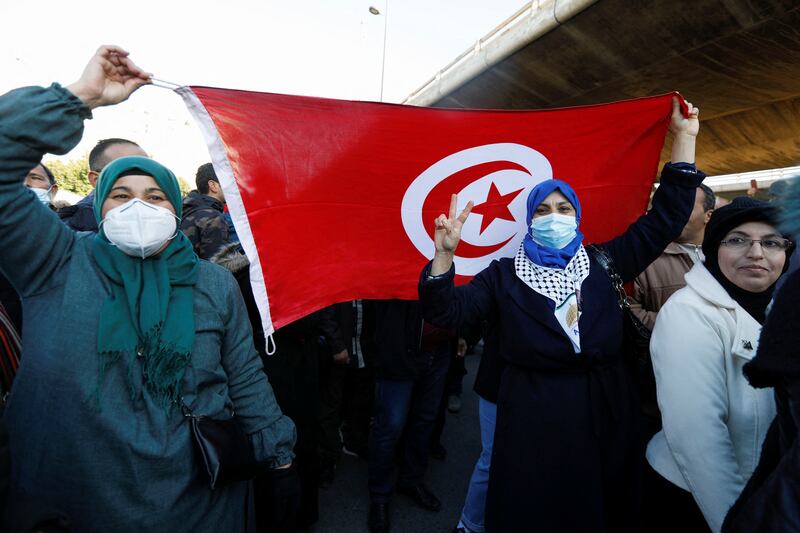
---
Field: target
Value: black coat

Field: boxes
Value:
[723,270,800,533]
[369,299,424,380]
[472,319,502,403]
[327,300,374,369]
[419,164,703,533]
[57,192,97,232]
[368,299,458,381]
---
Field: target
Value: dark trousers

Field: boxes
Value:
[642,462,709,532]
[341,365,374,454]
[368,347,450,503]
[255,325,321,532]
[431,353,467,447]
[318,360,347,466]
[318,360,375,464]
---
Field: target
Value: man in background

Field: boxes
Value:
[24,163,58,208]
[180,162,231,259]
[629,183,715,329]
[58,138,146,232]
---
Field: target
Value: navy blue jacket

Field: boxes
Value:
[419,163,704,533]
[57,191,97,232]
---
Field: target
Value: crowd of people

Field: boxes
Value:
[0,45,798,533]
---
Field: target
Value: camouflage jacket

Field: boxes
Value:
[180,190,230,259]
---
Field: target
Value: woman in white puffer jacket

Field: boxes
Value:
[645,197,795,533]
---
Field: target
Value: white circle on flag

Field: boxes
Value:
[401,143,552,275]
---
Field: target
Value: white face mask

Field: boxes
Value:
[28,186,52,205]
[101,198,178,258]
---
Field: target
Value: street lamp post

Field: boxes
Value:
[369,3,389,102]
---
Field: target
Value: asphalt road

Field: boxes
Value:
[309,352,483,533]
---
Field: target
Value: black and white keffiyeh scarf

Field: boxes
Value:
[514,243,591,353]
[514,242,590,306]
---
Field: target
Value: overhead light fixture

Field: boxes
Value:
[369,6,381,15]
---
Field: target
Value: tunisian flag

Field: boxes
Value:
[178,87,681,335]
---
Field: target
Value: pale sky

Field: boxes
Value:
[1,0,528,183]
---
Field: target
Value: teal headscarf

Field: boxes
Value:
[92,156,198,409]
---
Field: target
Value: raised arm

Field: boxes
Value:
[420,193,498,330]
[0,46,151,297]
[599,97,705,281]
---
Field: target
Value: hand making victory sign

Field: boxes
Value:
[431,193,474,275]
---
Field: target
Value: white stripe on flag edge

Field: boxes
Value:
[176,87,275,337]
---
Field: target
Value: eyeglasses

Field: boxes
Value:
[719,236,792,252]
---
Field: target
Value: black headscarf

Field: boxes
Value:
[702,196,794,324]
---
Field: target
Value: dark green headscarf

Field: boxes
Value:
[92,156,198,409]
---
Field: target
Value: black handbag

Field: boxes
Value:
[181,400,268,490]
[587,245,659,418]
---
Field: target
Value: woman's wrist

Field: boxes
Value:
[430,251,454,277]
[65,82,102,109]
[670,132,697,164]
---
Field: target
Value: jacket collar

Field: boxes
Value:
[664,242,686,255]
[508,281,567,338]
[684,262,737,309]
[685,263,763,361]
[507,258,615,343]
[183,190,223,212]
[664,241,702,255]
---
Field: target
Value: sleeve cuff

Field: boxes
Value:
[249,414,297,468]
[661,161,706,188]
[329,342,347,355]
[421,261,456,284]
[51,83,93,121]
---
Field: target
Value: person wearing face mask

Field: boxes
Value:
[0,162,58,334]
[644,197,794,533]
[58,137,147,232]
[421,96,703,533]
[0,46,300,532]
[24,162,58,208]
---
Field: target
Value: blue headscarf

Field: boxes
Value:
[522,179,584,269]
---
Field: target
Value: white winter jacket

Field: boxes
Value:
[646,262,776,533]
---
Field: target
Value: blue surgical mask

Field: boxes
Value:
[28,186,52,205]
[530,213,578,249]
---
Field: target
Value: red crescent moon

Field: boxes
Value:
[421,160,529,258]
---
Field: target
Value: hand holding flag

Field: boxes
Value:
[669,96,700,163]
[66,45,152,109]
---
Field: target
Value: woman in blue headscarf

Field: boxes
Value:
[0,46,298,532]
[422,97,702,533]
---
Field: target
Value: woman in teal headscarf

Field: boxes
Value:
[0,46,297,532]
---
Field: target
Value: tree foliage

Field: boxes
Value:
[176,176,191,196]
[45,154,192,197]
[46,154,92,196]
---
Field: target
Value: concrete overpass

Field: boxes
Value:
[403,0,800,182]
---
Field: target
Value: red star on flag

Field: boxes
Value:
[471,182,526,234]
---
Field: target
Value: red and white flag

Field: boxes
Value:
[178,87,680,335]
